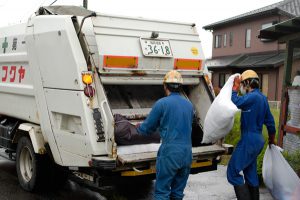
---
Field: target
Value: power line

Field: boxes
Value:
[49,0,58,6]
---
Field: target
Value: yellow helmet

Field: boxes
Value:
[163,70,183,84]
[241,70,259,82]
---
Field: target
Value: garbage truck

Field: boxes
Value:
[0,6,229,191]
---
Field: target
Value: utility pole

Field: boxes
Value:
[83,0,88,9]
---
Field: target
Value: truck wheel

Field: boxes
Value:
[16,136,44,191]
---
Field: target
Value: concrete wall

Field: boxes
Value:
[211,15,288,58]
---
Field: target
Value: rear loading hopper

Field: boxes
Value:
[84,13,226,174]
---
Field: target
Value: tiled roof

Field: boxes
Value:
[257,52,287,67]
[203,0,300,30]
[234,53,279,67]
[280,0,300,16]
[205,54,244,68]
[206,51,300,69]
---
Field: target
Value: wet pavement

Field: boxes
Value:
[0,151,273,200]
[185,167,273,200]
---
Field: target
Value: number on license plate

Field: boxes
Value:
[140,39,173,57]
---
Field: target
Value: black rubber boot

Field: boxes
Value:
[248,185,259,200]
[234,184,251,200]
[170,197,183,200]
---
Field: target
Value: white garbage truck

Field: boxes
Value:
[0,6,229,191]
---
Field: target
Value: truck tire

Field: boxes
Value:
[16,136,45,191]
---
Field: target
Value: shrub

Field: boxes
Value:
[282,150,300,174]
[224,111,241,146]
[256,141,268,177]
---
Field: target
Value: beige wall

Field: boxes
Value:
[252,68,278,100]
[267,69,277,100]
[277,59,300,101]
[278,64,284,100]
[211,15,288,58]
[292,59,300,81]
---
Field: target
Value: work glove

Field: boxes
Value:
[268,134,275,147]
[232,76,241,91]
[135,123,141,129]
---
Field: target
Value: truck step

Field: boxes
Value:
[0,148,16,161]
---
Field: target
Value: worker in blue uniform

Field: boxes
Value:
[227,70,276,200]
[137,70,194,200]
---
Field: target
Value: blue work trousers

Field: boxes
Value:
[227,132,265,187]
[154,144,192,200]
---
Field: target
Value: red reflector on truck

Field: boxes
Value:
[174,58,202,70]
[103,55,138,68]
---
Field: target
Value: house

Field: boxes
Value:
[203,0,300,101]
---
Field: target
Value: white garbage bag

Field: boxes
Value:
[263,145,300,200]
[202,74,240,143]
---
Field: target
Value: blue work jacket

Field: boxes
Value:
[137,92,194,146]
[231,89,275,136]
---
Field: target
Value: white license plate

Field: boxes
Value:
[140,38,173,57]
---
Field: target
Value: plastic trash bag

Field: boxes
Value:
[202,74,240,143]
[263,145,300,200]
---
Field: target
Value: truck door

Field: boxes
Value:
[26,15,108,166]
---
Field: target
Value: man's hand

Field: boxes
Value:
[232,76,241,91]
[268,134,276,147]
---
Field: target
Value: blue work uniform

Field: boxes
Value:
[137,92,194,200]
[227,89,275,187]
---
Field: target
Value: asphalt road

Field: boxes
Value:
[0,152,273,200]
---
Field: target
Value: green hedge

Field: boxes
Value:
[282,150,300,173]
